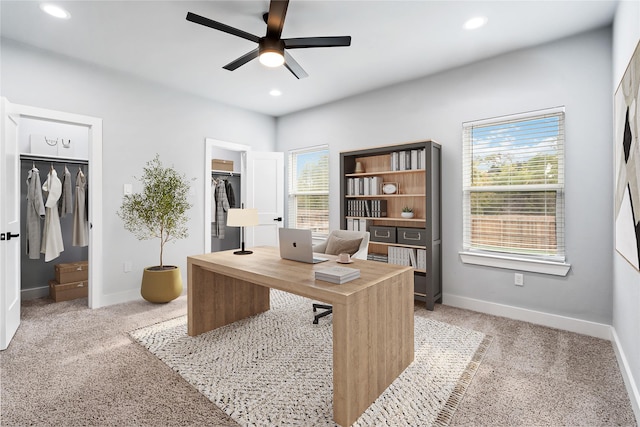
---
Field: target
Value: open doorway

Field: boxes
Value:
[1,99,103,350]
[203,139,251,254]
[202,139,285,254]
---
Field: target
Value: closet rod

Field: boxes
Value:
[20,154,89,166]
[212,170,240,176]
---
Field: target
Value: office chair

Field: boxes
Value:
[312,230,370,324]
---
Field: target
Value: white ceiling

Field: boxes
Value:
[1,1,618,117]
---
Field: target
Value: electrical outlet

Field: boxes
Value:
[514,273,524,286]
[123,262,132,273]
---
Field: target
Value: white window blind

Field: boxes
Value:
[463,107,565,261]
[288,145,329,236]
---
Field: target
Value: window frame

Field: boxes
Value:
[287,145,330,238]
[460,107,571,276]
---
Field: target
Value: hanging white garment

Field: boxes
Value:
[72,169,89,247]
[40,168,64,262]
[26,167,45,259]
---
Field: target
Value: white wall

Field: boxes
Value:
[612,0,640,419]
[1,38,276,304]
[277,27,613,326]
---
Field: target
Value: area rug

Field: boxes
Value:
[129,290,491,426]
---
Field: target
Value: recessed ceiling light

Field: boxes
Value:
[40,3,71,19]
[269,89,282,97]
[463,16,487,30]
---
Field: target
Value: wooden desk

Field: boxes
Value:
[187,246,414,426]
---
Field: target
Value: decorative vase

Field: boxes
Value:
[355,161,365,173]
[141,266,183,303]
[401,212,414,219]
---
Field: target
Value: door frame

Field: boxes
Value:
[203,138,251,253]
[5,100,103,309]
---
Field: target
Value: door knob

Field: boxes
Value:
[0,232,19,241]
[273,217,282,222]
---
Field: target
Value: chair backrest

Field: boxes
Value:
[313,230,370,260]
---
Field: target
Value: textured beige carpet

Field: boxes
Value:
[129,290,491,426]
[1,294,637,426]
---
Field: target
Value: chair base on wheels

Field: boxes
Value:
[312,303,333,324]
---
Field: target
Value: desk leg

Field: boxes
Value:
[332,270,414,426]
[188,262,270,336]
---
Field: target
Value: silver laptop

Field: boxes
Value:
[279,228,328,264]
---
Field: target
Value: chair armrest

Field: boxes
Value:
[312,241,328,254]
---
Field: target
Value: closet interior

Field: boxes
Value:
[211,172,241,252]
[210,148,243,253]
[18,117,90,303]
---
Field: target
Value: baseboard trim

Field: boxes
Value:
[442,293,612,340]
[21,286,50,301]
[92,289,142,308]
[611,328,640,423]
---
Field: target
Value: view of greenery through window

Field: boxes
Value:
[465,111,564,258]
[288,148,329,235]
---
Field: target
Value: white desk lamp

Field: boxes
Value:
[227,205,259,255]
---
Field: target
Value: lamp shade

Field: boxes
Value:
[227,208,259,227]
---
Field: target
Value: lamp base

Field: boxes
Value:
[233,250,253,255]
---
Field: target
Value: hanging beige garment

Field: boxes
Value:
[26,167,45,259]
[41,168,64,262]
[72,169,89,247]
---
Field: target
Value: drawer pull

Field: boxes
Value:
[403,232,422,241]
[375,230,390,238]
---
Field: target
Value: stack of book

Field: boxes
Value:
[315,266,361,284]
[367,253,389,263]
[387,247,427,269]
[390,149,426,171]
[347,176,383,196]
[346,199,387,217]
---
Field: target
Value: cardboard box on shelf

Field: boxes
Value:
[55,261,88,284]
[49,279,88,302]
[212,159,234,172]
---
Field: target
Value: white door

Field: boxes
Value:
[244,151,284,247]
[0,98,21,350]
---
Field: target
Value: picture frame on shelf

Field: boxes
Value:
[382,182,399,194]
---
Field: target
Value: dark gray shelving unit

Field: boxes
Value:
[340,141,442,310]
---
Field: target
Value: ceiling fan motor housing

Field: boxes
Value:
[260,38,285,56]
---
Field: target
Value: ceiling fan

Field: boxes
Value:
[186,0,351,79]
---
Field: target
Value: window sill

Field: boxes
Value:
[459,251,571,276]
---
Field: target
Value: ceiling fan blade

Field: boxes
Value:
[186,12,260,44]
[283,51,308,79]
[223,48,260,71]
[265,0,289,40]
[284,36,352,49]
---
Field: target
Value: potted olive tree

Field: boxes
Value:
[118,154,193,303]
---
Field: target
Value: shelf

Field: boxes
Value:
[346,216,426,222]
[346,194,425,198]
[341,140,441,311]
[369,241,426,249]
[346,169,425,177]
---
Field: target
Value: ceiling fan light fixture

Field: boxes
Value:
[259,50,285,67]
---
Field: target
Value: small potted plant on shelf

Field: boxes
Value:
[401,206,414,219]
[118,154,193,303]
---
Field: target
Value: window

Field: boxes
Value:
[462,107,567,270]
[288,145,329,236]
